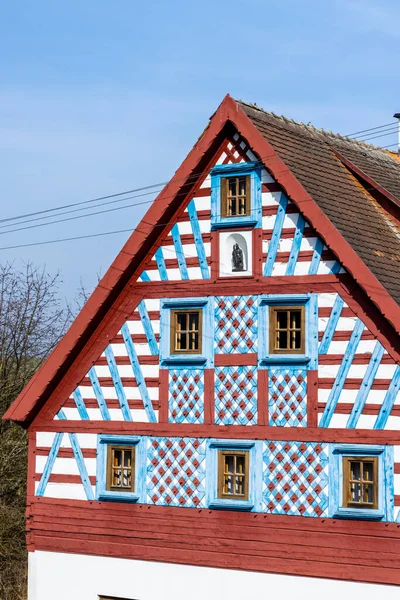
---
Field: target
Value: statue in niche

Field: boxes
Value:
[232,243,245,272]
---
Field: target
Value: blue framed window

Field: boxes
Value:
[329,444,394,521]
[210,162,262,229]
[258,294,318,368]
[206,439,263,511]
[96,435,146,502]
[160,297,213,367]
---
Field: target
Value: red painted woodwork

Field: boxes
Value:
[257,369,268,425]
[30,420,400,444]
[26,498,400,587]
[158,370,169,424]
[204,369,214,425]
[214,354,258,366]
[306,370,318,428]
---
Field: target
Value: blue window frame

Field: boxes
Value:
[96,435,146,502]
[329,444,394,521]
[160,297,213,367]
[258,294,318,368]
[206,439,263,511]
[210,162,262,229]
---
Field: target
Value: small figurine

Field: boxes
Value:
[232,243,244,271]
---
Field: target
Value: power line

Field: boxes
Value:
[346,121,397,138]
[0,118,397,229]
[0,228,134,251]
[0,182,167,226]
[0,192,160,237]
[0,125,397,244]
[356,126,399,143]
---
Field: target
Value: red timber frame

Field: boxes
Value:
[8,95,400,590]
[4,94,400,428]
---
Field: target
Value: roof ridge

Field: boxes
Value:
[236,99,398,158]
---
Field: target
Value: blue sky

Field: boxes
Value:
[0,0,399,300]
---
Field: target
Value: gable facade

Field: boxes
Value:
[10,98,400,599]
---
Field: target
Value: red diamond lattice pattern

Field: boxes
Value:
[147,438,206,508]
[263,441,329,517]
[214,366,258,425]
[214,296,258,354]
[268,369,307,427]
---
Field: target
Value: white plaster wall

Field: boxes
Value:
[29,551,400,600]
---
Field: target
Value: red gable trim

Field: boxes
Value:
[4,94,400,426]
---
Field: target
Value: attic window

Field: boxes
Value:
[343,457,378,510]
[269,306,305,354]
[106,446,135,493]
[217,450,249,500]
[170,309,202,354]
[221,176,250,218]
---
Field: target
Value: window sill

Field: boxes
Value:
[160,355,208,367]
[211,217,258,230]
[97,491,140,503]
[259,355,311,365]
[208,498,254,511]
[332,507,384,521]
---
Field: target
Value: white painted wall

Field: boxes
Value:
[29,551,400,600]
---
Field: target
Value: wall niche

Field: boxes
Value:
[219,230,253,277]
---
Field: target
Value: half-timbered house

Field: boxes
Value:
[5,95,400,599]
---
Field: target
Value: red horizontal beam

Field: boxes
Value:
[26,498,400,586]
[29,420,400,443]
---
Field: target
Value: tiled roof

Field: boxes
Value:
[237,100,400,305]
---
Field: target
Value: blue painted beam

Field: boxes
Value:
[58,409,94,500]
[121,323,157,423]
[137,301,159,356]
[331,261,342,274]
[263,193,288,276]
[88,367,111,421]
[104,345,133,421]
[374,365,400,430]
[187,199,210,279]
[319,295,344,355]
[286,214,305,276]
[154,248,168,281]
[347,341,385,428]
[319,319,365,428]
[36,431,64,497]
[139,271,151,282]
[171,224,189,280]
[72,388,90,420]
[308,238,323,275]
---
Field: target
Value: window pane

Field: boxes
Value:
[122,469,132,488]
[277,330,287,349]
[364,483,374,504]
[276,311,287,329]
[189,312,199,331]
[176,313,187,331]
[238,177,246,196]
[350,482,362,503]
[235,475,244,496]
[123,451,131,468]
[363,462,374,481]
[350,460,361,481]
[236,455,245,474]
[113,449,122,467]
[224,454,234,473]
[228,179,237,197]
[293,330,302,349]
[291,310,301,329]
